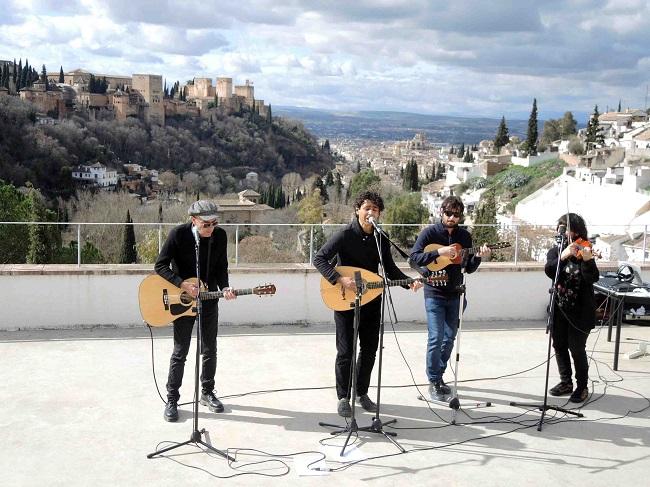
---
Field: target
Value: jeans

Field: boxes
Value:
[424,295,465,383]
[334,297,382,400]
[166,302,218,402]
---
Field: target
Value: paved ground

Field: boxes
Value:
[2,320,649,486]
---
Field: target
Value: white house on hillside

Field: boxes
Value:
[71,162,117,188]
[514,167,650,235]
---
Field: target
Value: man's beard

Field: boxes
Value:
[443,219,458,228]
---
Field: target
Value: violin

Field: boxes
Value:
[571,237,601,260]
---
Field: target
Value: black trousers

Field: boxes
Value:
[334,297,382,400]
[551,308,589,389]
[166,302,218,402]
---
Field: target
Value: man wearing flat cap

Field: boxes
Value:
[155,200,236,422]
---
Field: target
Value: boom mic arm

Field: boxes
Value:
[368,216,387,236]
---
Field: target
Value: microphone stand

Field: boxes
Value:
[318,271,366,456]
[354,227,405,452]
[148,228,233,461]
[509,231,584,430]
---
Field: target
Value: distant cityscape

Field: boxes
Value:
[275,106,530,144]
[2,58,650,264]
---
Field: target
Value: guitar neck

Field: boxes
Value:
[366,277,422,289]
[461,243,503,256]
[461,246,481,257]
[199,288,254,300]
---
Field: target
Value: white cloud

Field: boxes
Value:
[0,0,648,117]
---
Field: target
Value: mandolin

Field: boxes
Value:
[422,242,511,272]
[320,265,447,311]
[138,275,276,326]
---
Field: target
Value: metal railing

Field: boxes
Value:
[1,221,648,266]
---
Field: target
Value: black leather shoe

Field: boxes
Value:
[164,400,178,422]
[549,382,573,396]
[429,382,448,401]
[438,379,452,395]
[200,392,224,412]
[337,398,352,417]
[357,394,377,412]
[569,386,588,403]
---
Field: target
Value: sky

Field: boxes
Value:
[1,0,649,120]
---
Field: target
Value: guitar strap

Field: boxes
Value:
[376,231,430,277]
[204,234,213,291]
[380,231,409,260]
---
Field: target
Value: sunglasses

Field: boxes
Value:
[443,210,463,218]
[197,219,218,229]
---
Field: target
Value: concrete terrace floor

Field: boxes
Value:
[2,320,650,487]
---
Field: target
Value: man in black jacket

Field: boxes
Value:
[409,196,490,401]
[314,191,421,417]
[545,213,599,403]
[155,200,236,422]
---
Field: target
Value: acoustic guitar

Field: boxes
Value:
[423,242,511,272]
[139,274,276,326]
[320,265,448,311]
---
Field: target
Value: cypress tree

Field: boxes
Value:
[494,116,509,153]
[26,190,49,264]
[276,186,285,208]
[17,59,23,89]
[525,98,538,155]
[411,160,419,191]
[334,172,343,201]
[59,66,64,83]
[119,210,138,263]
[617,99,621,112]
[23,59,30,87]
[585,105,604,148]
[41,64,48,90]
[267,185,275,208]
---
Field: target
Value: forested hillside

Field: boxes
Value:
[0,95,335,199]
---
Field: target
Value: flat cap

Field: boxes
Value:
[188,200,219,220]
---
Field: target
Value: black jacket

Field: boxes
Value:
[545,246,599,330]
[314,219,409,287]
[155,222,229,292]
[409,222,481,297]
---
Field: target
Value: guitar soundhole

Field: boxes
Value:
[180,292,193,305]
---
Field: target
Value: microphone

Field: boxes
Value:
[554,224,567,245]
[367,216,386,235]
[192,224,200,244]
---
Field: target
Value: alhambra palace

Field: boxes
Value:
[0,66,268,125]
